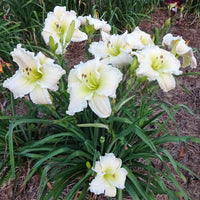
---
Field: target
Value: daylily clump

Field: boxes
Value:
[66,59,122,118]
[41,6,87,54]
[134,45,182,92]
[89,153,128,197]
[162,33,197,68]
[3,44,66,104]
[89,31,132,67]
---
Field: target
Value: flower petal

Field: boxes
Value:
[89,175,106,195]
[127,27,154,49]
[89,94,111,118]
[101,51,132,67]
[111,168,128,189]
[157,73,176,92]
[99,153,122,172]
[89,41,108,58]
[176,40,197,68]
[38,63,66,91]
[66,75,90,115]
[71,29,88,42]
[96,65,122,97]
[30,85,52,104]
[104,184,116,197]
[3,71,36,98]
[36,52,55,65]
[11,44,39,71]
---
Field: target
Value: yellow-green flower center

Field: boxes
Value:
[82,72,99,90]
[54,22,66,36]
[23,67,42,82]
[151,55,166,71]
[107,41,121,56]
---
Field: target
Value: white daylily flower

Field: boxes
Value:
[162,33,197,68]
[134,45,182,92]
[42,6,87,54]
[89,31,133,67]
[89,153,128,197]
[66,59,122,118]
[127,27,154,50]
[78,15,111,33]
[3,44,66,104]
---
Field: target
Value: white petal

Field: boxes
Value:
[89,175,106,195]
[3,71,35,98]
[66,83,90,115]
[53,6,67,17]
[30,86,52,104]
[36,52,55,65]
[136,61,159,81]
[102,24,111,33]
[157,73,176,92]
[38,63,66,91]
[96,65,122,97]
[71,29,88,42]
[176,40,197,68]
[111,168,128,189]
[89,94,111,118]
[162,33,181,47]
[104,184,116,197]
[11,44,39,71]
[100,153,122,172]
[101,31,111,42]
[102,51,132,67]
[93,162,103,174]
[89,41,108,58]
[127,27,154,49]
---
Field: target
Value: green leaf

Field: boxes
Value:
[124,166,149,200]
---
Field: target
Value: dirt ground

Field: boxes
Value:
[0,8,200,200]
[139,8,200,200]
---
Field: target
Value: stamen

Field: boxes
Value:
[56,24,59,29]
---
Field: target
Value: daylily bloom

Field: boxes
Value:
[127,27,154,50]
[66,59,122,118]
[42,6,87,54]
[3,44,66,104]
[78,14,111,33]
[134,45,182,92]
[162,33,197,68]
[89,153,128,197]
[89,31,132,67]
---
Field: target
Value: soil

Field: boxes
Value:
[0,8,200,200]
[139,8,200,200]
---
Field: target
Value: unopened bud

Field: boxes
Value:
[164,17,171,27]
[86,161,92,169]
